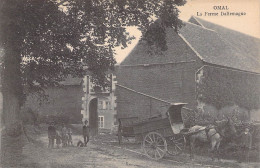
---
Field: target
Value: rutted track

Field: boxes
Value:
[96,140,259,168]
[103,143,228,168]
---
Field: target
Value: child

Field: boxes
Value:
[67,128,73,146]
[56,131,61,148]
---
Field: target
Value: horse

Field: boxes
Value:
[188,118,237,161]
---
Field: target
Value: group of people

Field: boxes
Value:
[48,122,73,148]
[48,120,90,149]
[47,119,253,163]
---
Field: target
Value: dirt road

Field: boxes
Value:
[17,134,259,168]
[20,135,194,168]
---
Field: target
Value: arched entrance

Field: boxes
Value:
[89,98,98,136]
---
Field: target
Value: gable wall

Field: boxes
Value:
[116,27,205,120]
[116,62,202,120]
[116,28,204,120]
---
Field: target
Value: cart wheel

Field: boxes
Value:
[143,132,167,160]
[166,134,186,156]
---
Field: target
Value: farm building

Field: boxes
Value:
[115,16,260,125]
[81,74,117,134]
[24,76,84,124]
[24,75,117,133]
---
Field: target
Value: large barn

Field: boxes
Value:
[115,16,260,125]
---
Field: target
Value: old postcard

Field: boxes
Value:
[0,0,259,167]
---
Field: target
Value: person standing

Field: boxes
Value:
[48,122,56,148]
[239,127,252,163]
[118,119,122,145]
[67,128,73,146]
[83,120,90,147]
[61,123,68,147]
[56,131,61,148]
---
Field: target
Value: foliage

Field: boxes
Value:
[0,0,186,105]
[182,108,215,127]
[20,107,38,125]
[197,66,260,111]
[38,114,70,125]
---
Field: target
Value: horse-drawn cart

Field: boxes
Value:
[118,103,190,160]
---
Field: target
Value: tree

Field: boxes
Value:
[0,0,186,165]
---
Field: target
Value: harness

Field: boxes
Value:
[205,126,217,141]
[205,124,227,142]
[215,125,226,138]
[187,121,230,142]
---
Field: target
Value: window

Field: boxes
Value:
[106,101,111,109]
[98,100,111,110]
[98,101,103,109]
[102,101,106,109]
[98,100,106,110]
[98,116,104,128]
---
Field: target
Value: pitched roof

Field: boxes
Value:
[121,17,260,73]
[186,16,260,73]
[120,27,198,65]
[179,21,260,73]
[60,75,82,85]
[190,16,260,61]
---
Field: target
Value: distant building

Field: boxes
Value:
[81,74,117,135]
[25,74,117,133]
[115,16,260,123]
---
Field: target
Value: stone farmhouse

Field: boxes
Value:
[115,16,260,124]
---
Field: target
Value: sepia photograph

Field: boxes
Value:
[0,0,259,167]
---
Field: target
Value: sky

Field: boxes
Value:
[115,0,260,64]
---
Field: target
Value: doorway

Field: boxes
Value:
[89,98,98,136]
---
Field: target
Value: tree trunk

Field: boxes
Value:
[0,1,28,166]
[1,92,23,166]
[1,46,24,166]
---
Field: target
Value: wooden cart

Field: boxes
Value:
[119,103,189,160]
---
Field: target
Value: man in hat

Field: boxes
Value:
[118,119,122,145]
[48,122,56,148]
[83,120,90,147]
[239,127,252,162]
